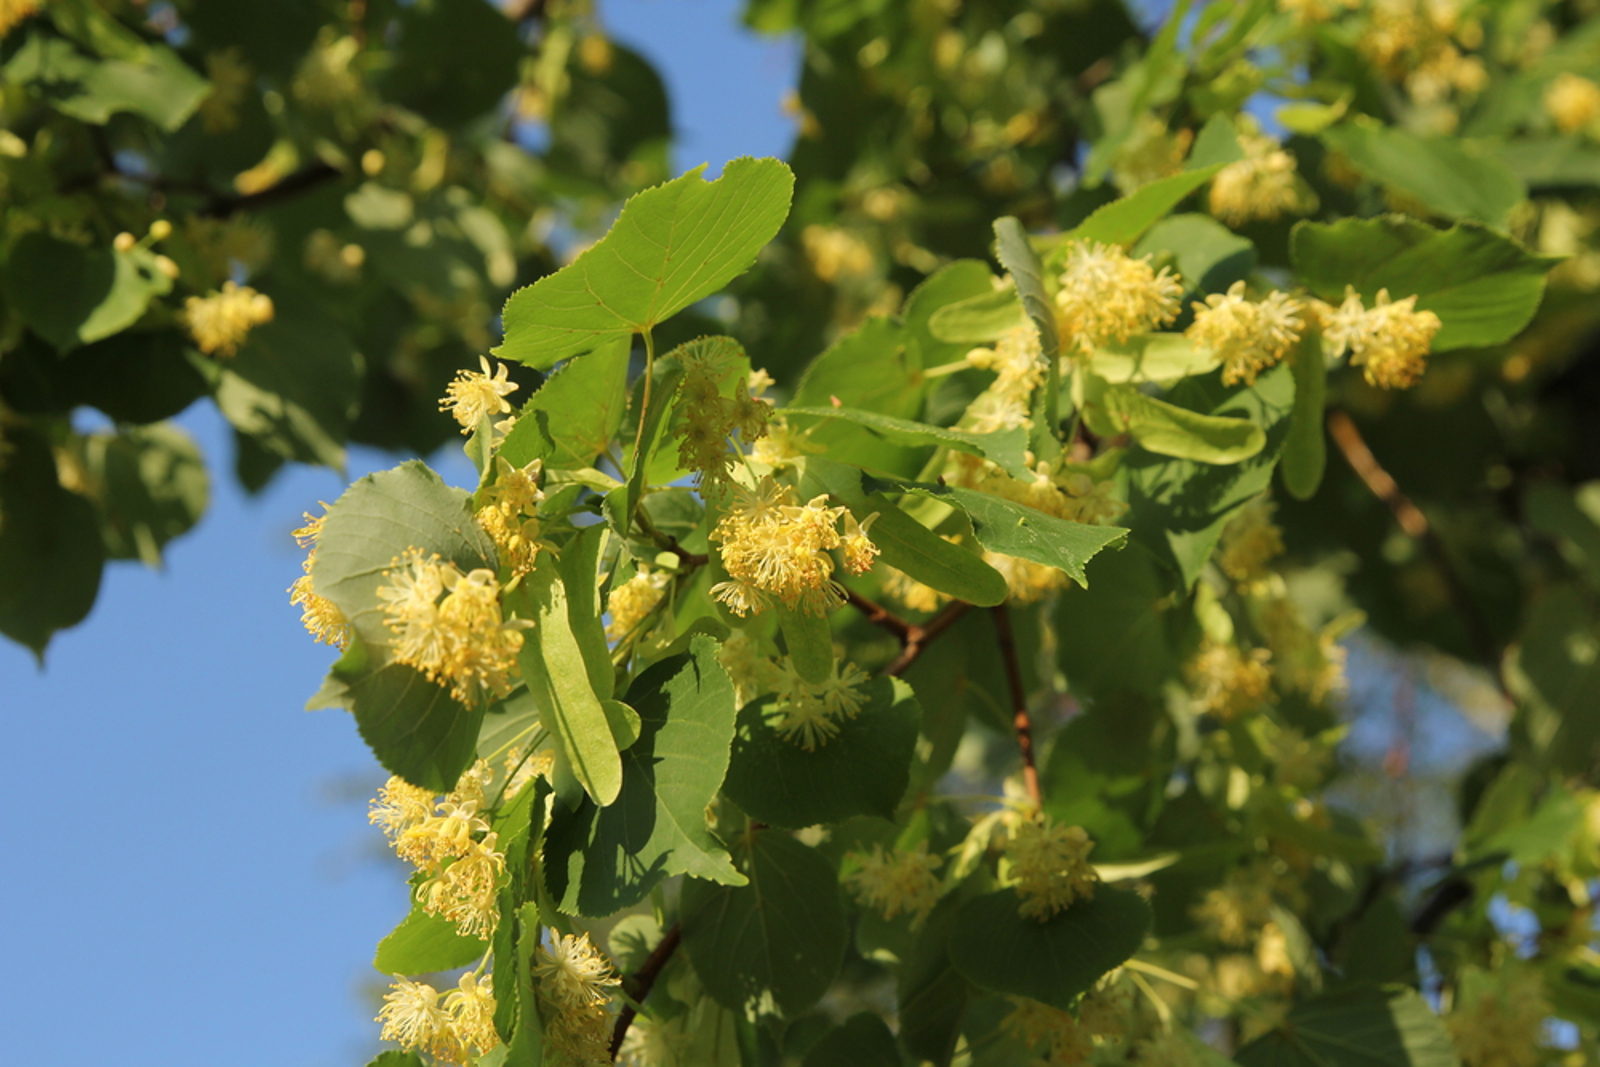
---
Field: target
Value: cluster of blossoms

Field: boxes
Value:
[1315,286,1443,389]
[1110,113,1194,192]
[1186,281,1307,387]
[1052,240,1183,354]
[1185,639,1274,721]
[474,456,546,576]
[672,344,772,486]
[717,631,872,750]
[709,475,878,618]
[370,761,505,940]
[1216,497,1287,586]
[1208,120,1315,227]
[198,48,252,133]
[1002,996,1095,1062]
[287,505,350,649]
[1546,72,1600,135]
[534,932,622,1065]
[1005,812,1099,921]
[378,549,527,707]
[960,325,1046,434]
[441,357,519,436]
[1447,966,1552,1067]
[184,280,275,357]
[845,841,945,926]
[377,973,500,1065]
[1358,0,1487,127]
[604,566,671,642]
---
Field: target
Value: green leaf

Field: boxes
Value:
[1289,216,1556,353]
[1066,165,1225,247]
[499,337,632,471]
[776,603,835,685]
[1088,334,1221,386]
[1235,985,1461,1067]
[382,0,523,128]
[1092,383,1266,464]
[905,259,1002,366]
[947,886,1152,1009]
[214,292,363,470]
[1281,329,1327,501]
[0,426,104,655]
[1055,540,1195,697]
[6,34,209,131]
[374,902,486,975]
[1,233,173,350]
[723,676,920,829]
[801,1013,901,1067]
[337,647,487,793]
[79,422,208,566]
[556,525,614,702]
[898,895,971,1064]
[1500,136,1600,190]
[680,832,848,1017]
[496,158,794,368]
[927,286,1027,344]
[1188,112,1246,170]
[993,217,1058,384]
[519,556,623,807]
[1320,120,1526,227]
[1132,213,1256,296]
[542,636,744,916]
[798,457,1008,607]
[792,317,928,476]
[786,407,1032,480]
[878,478,1129,587]
[1507,584,1600,777]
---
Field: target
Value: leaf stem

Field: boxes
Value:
[990,604,1043,806]
[608,921,682,1060]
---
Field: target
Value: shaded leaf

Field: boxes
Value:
[383,0,523,128]
[786,406,1032,480]
[499,337,632,471]
[792,317,928,476]
[1055,540,1195,697]
[1320,121,1525,227]
[1235,985,1461,1067]
[801,1013,901,1067]
[79,422,208,565]
[1,233,172,350]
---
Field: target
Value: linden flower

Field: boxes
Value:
[1001,996,1094,1061]
[672,342,771,485]
[605,568,671,642]
[378,549,525,707]
[964,325,1045,431]
[1546,73,1600,134]
[0,0,40,40]
[767,657,869,751]
[879,564,949,614]
[1194,863,1279,946]
[535,932,622,1009]
[441,357,518,435]
[377,977,460,1062]
[846,841,944,925]
[185,281,274,357]
[396,797,491,870]
[1449,967,1551,1067]
[1217,496,1285,584]
[1006,813,1098,921]
[417,833,506,939]
[1186,281,1305,386]
[476,456,546,576]
[544,1002,613,1066]
[711,476,875,618]
[1053,240,1183,353]
[1209,122,1314,227]
[442,973,500,1060]
[1186,640,1273,720]
[1316,286,1442,389]
[287,505,350,649]
[199,49,252,134]
[369,776,437,845]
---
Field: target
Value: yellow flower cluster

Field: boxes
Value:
[717,629,781,708]
[1193,862,1279,946]
[441,357,518,436]
[0,0,38,40]
[1110,113,1193,191]
[184,281,274,357]
[1217,497,1285,584]
[1208,121,1314,228]
[303,228,366,284]
[768,657,870,750]
[475,456,545,576]
[1053,240,1183,354]
[605,567,671,642]
[1359,0,1486,119]
[183,216,273,283]
[1448,967,1551,1067]
[377,973,499,1065]
[1315,286,1442,389]
[1186,282,1306,387]
[709,476,877,618]
[1186,640,1273,720]
[378,549,525,707]
[962,325,1046,433]
[370,762,506,940]
[845,841,945,926]
[1001,996,1094,1061]
[287,505,350,649]
[535,932,621,1065]
[801,224,876,282]
[672,345,770,486]
[1006,813,1098,921]
[1545,73,1600,135]
[1260,598,1348,705]
[199,49,252,134]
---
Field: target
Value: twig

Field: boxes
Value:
[885,600,970,677]
[202,161,343,218]
[990,605,1043,806]
[845,587,911,641]
[1326,409,1500,669]
[609,922,681,1059]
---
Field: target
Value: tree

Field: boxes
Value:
[4,1,1599,1066]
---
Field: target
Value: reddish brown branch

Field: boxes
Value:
[990,605,1043,806]
[845,587,912,641]
[609,922,681,1060]
[885,600,971,677]
[1327,409,1499,669]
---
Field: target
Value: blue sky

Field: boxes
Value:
[0,3,797,1063]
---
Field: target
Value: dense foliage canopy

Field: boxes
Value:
[3,0,1599,1066]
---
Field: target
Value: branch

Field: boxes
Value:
[885,600,970,677]
[845,587,911,641]
[1326,409,1500,670]
[609,921,681,1060]
[989,604,1043,806]
[202,160,343,218]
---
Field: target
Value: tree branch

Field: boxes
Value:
[202,160,343,218]
[845,587,911,641]
[1326,409,1500,670]
[989,604,1042,806]
[885,600,970,677]
[609,921,681,1060]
